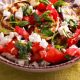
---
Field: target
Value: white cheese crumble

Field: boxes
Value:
[0,32,11,45]
[3,10,11,20]
[58,21,71,36]
[61,6,79,22]
[15,7,23,20]
[29,32,48,48]
[0,32,22,45]
[40,39,48,48]
[29,32,41,42]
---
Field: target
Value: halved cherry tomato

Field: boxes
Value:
[67,29,80,46]
[40,47,66,64]
[0,45,4,53]
[23,16,36,25]
[37,3,46,12]
[15,26,29,40]
[3,41,18,56]
[49,0,58,4]
[32,42,44,54]
[46,4,59,21]
[31,42,44,62]
[65,48,80,57]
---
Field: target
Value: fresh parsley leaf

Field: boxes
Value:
[10,21,29,27]
[22,6,28,16]
[54,0,67,8]
[10,15,16,26]
[41,11,53,22]
[68,19,77,28]
[15,41,32,59]
[41,27,53,36]
[39,0,50,5]
[33,12,41,22]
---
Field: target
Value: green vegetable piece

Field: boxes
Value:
[33,12,41,22]
[39,0,50,5]
[54,0,67,8]
[15,41,32,59]
[41,11,53,22]
[41,27,53,36]
[10,21,29,27]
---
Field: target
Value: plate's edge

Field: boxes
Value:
[0,56,79,72]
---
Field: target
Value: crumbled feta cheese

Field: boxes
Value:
[15,7,23,20]
[69,45,78,49]
[3,10,11,20]
[58,21,71,36]
[61,6,79,21]
[29,32,41,42]
[0,32,11,45]
[40,39,48,48]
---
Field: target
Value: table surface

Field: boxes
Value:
[0,61,80,80]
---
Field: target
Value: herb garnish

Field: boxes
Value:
[15,41,32,59]
[41,27,53,37]
[10,21,29,27]
[39,0,50,5]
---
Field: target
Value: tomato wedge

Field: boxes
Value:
[37,3,46,12]
[46,4,59,21]
[0,45,4,53]
[3,41,18,56]
[67,29,80,46]
[49,0,58,4]
[65,48,80,57]
[40,46,66,64]
[15,26,29,40]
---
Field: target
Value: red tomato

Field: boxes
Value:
[67,37,78,47]
[0,45,4,53]
[3,41,18,56]
[23,16,35,25]
[37,3,46,12]
[32,42,44,54]
[23,16,30,22]
[31,42,45,62]
[65,48,80,57]
[49,0,58,4]
[67,29,80,47]
[41,47,66,64]
[46,4,59,21]
[15,26,29,40]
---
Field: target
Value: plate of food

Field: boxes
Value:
[0,0,80,72]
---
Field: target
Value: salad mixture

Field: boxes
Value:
[0,0,80,67]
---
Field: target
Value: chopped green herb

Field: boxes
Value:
[68,19,77,28]
[41,27,53,36]
[33,12,41,22]
[54,0,67,8]
[22,6,28,16]
[10,21,29,27]
[41,11,53,22]
[10,15,16,26]
[15,41,32,59]
[39,0,50,5]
